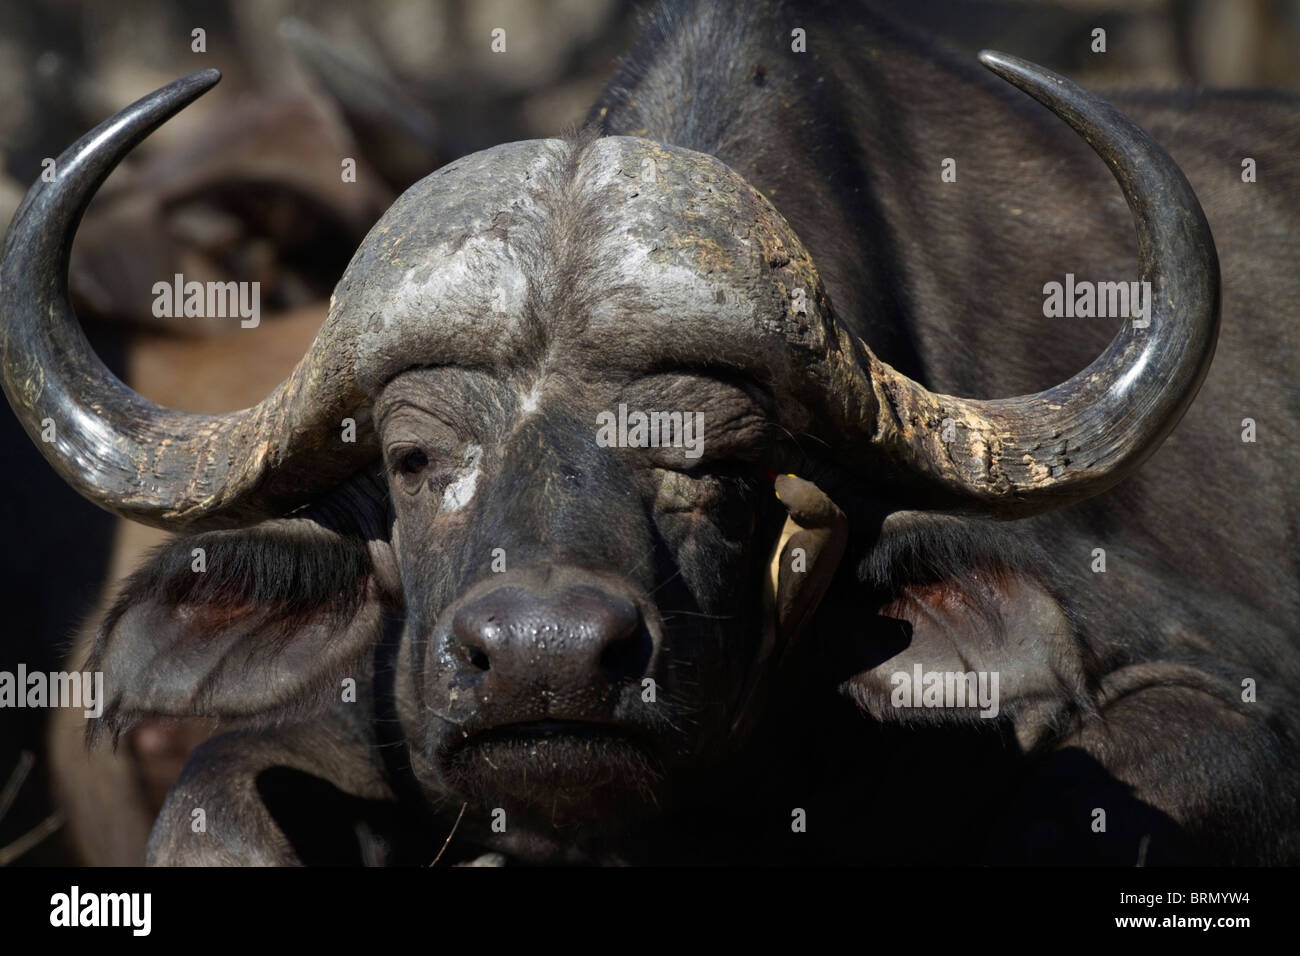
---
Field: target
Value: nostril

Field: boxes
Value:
[598,630,651,683]
[453,600,508,673]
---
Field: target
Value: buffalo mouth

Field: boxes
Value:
[440,720,666,823]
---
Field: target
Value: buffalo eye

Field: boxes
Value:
[400,449,430,475]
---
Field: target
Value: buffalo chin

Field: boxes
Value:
[441,725,665,829]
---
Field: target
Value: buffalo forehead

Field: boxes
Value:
[331,137,815,391]
[584,138,812,367]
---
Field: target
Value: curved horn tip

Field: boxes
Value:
[977,50,1063,88]
[181,67,222,91]
[143,68,221,109]
[976,49,1014,69]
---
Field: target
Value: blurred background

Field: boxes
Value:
[0,0,1296,865]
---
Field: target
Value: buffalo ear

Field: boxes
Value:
[831,514,1091,751]
[87,517,390,740]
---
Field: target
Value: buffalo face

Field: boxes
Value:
[362,136,829,834]
[382,366,783,830]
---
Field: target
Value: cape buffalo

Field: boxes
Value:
[3,0,1297,865]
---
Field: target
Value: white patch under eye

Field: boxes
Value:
[519,382,542,415]
[440,445,483,513]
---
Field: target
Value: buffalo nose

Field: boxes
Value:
[451,585,649,689]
